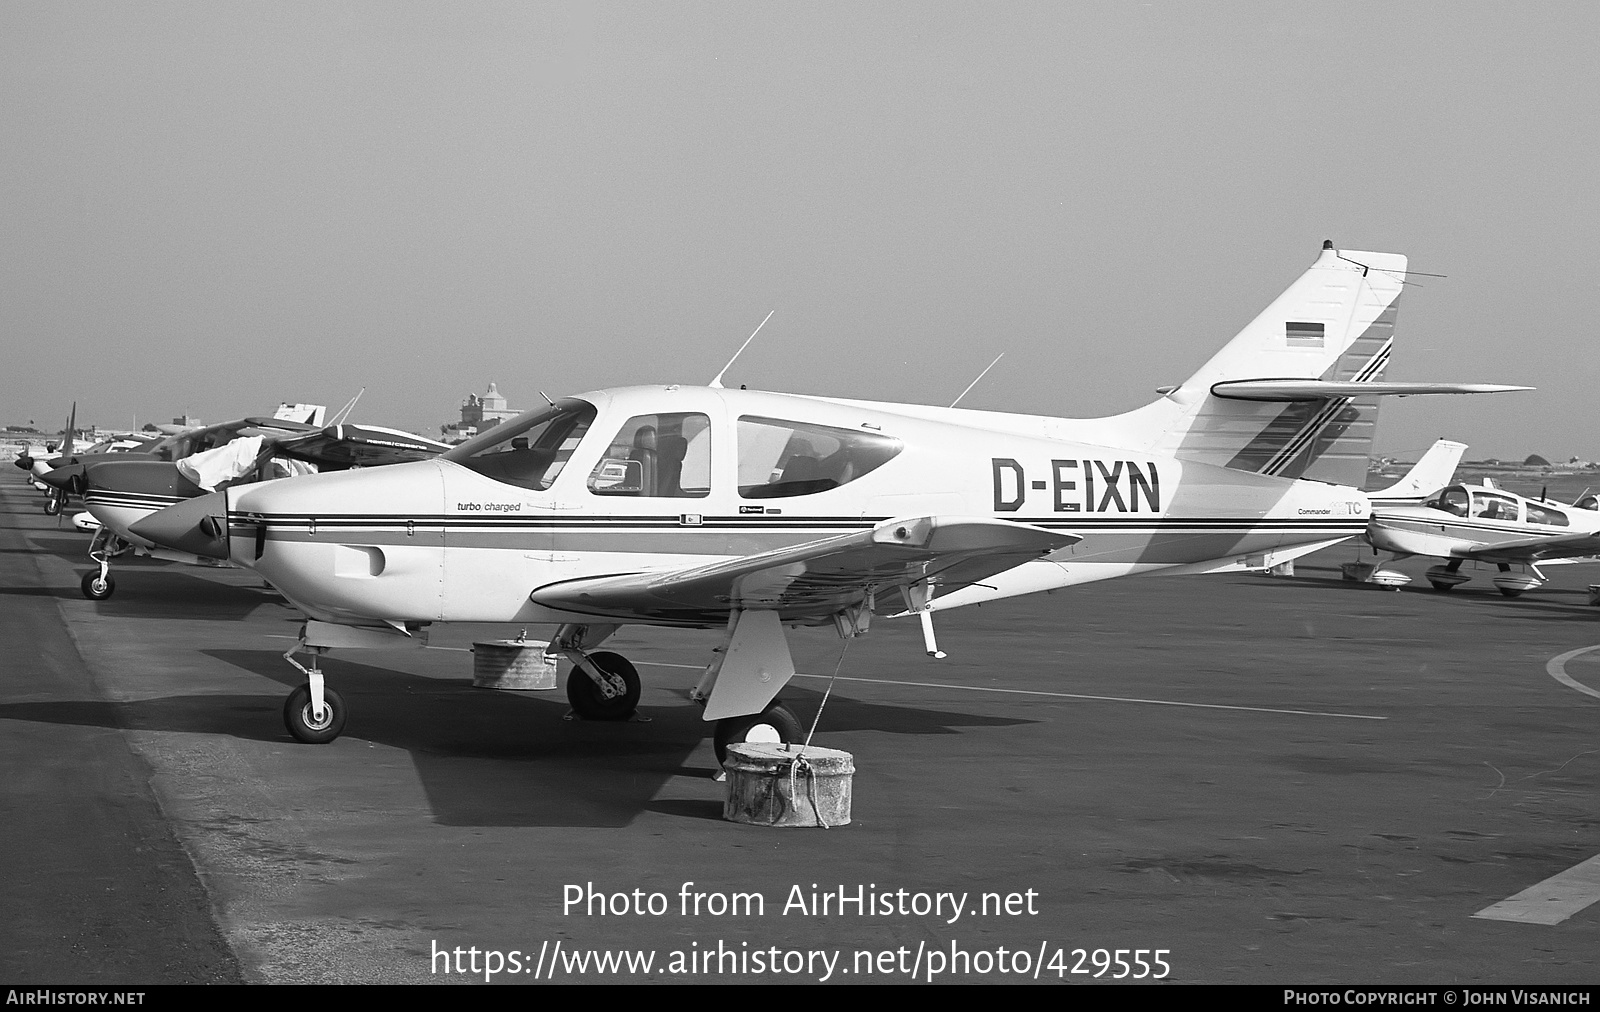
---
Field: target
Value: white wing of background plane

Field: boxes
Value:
[1451,531,1600,565]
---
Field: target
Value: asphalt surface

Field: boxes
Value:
[2,477,1598,984]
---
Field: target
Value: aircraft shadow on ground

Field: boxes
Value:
[0,563,287,621]
[155,648,1030,829]
[1264,572,1600,621]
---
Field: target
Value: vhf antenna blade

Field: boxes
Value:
[329,388,365,426]
[709,310,776,389]
[950,353,1004,408]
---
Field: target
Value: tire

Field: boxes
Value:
[714,702,804,767]
[283,684,347,744]
[80,570,114,600]
[565,651,641,720]
[1498,587,1525,599]
[43,495,61,516]
[1428,581,1454,592]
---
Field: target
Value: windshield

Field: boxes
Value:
[442,399,597,491]
[1425,486,1469,516]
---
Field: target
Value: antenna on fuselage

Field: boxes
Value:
[330,388,365,426]
[949,353,1004,409]
[709,310,776,389]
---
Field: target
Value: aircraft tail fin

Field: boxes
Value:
[1367,439,1467,503]
[1101,242,1523,488]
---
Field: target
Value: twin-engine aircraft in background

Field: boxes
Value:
[129,242,1529,760]
[47,419,450,600]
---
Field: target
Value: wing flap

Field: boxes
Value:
[529,515,1078,625]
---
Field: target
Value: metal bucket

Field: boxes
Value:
[723,742,853,828]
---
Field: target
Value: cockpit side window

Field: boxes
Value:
[442,399,597,491]
[1525,503,1569,527]
[1470,492,1520,522]
[737,416,901,499]
[588,413,711,498]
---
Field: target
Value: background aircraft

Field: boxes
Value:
[1358,479,1600,596]
[129,243,1528,760]
[58,420,448,600]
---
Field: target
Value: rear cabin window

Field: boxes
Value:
[737,416,901,499]
[1525,503,1569,527]
[587,413,711,498]
[442,400,597,491]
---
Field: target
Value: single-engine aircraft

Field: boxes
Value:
[1357,478,1600,596]
[51,421,449,600]
[131,242,1530,760]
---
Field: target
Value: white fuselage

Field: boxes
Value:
[211,386,1371,628]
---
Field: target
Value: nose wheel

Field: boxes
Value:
[80,570,115,600]
[281,641,345,743]
[284,684,347,744]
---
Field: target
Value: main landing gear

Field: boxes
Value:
[1426,559,1469,592]
[564,650,642,720]
[712,701,803,767]
[552,618,810,765]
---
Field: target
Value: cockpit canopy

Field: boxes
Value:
[440,396,906,499]
[1422,485,1570,527]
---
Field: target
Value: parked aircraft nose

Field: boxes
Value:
[39,462,85,494]
[129,491,231,561]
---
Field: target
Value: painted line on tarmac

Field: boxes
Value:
[637,662,1385,720]
[1472,649,1600,925]
[1474,853,1600,925]
[1545,646,1600,702]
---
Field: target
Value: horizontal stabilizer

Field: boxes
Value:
[530,515,1078,626]
[1211,380,1533,402]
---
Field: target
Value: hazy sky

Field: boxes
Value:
[4,3,1597,462]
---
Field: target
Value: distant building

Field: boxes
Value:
[442,382,521,443]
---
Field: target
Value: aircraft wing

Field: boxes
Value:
[1454,531,1600,564]
[529,516,1079,625]
[269,424,451,468]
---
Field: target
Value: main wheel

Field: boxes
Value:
[1498,587,1525,598]
[43,494,61,516]
[1429,580,1455,592]
[565,651,641,720]
[283,684,347,744]
[80,570,114,600]
[714,701,804,767]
